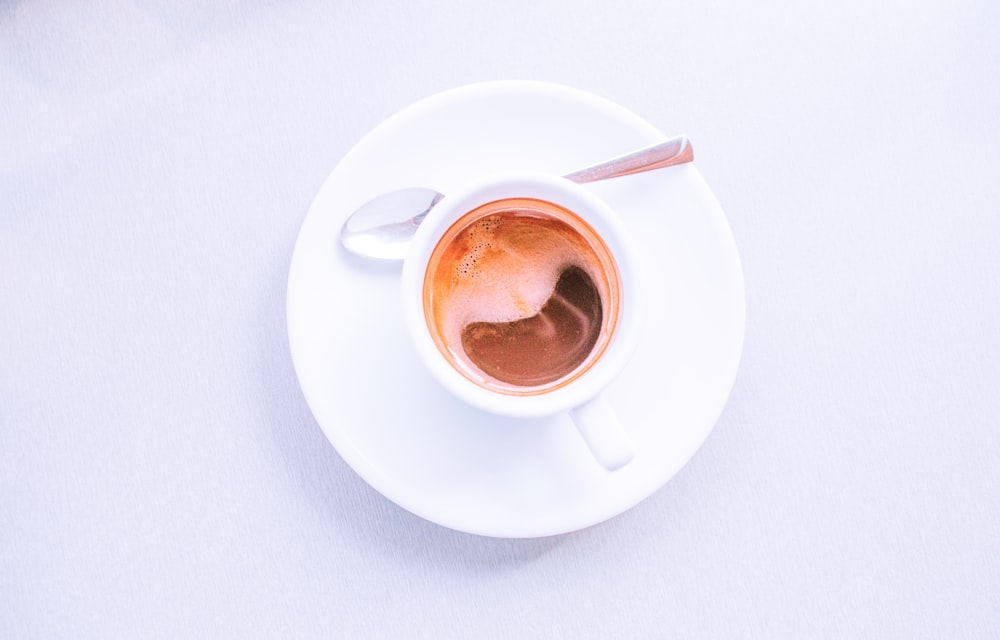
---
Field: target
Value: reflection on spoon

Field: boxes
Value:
[340,135,693,260]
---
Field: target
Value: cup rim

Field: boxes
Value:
[401,171,643,418]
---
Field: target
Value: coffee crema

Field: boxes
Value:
[422,197,621,395]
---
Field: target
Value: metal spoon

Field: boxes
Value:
[340,134,693,260]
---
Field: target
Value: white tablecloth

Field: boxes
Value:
[4,1,998,637]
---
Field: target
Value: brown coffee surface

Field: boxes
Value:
[424,198,619,393]
[460,266,602,386]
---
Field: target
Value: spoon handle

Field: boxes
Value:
[562,135,693,184]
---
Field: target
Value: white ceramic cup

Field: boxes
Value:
[401,172,643,470]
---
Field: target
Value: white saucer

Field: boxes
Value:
[286,81,745,538]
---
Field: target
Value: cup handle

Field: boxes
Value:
[569,394,635,471]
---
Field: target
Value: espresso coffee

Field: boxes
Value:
[423,197,621,394]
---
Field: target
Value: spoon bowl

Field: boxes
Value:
[341,188,442,260]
